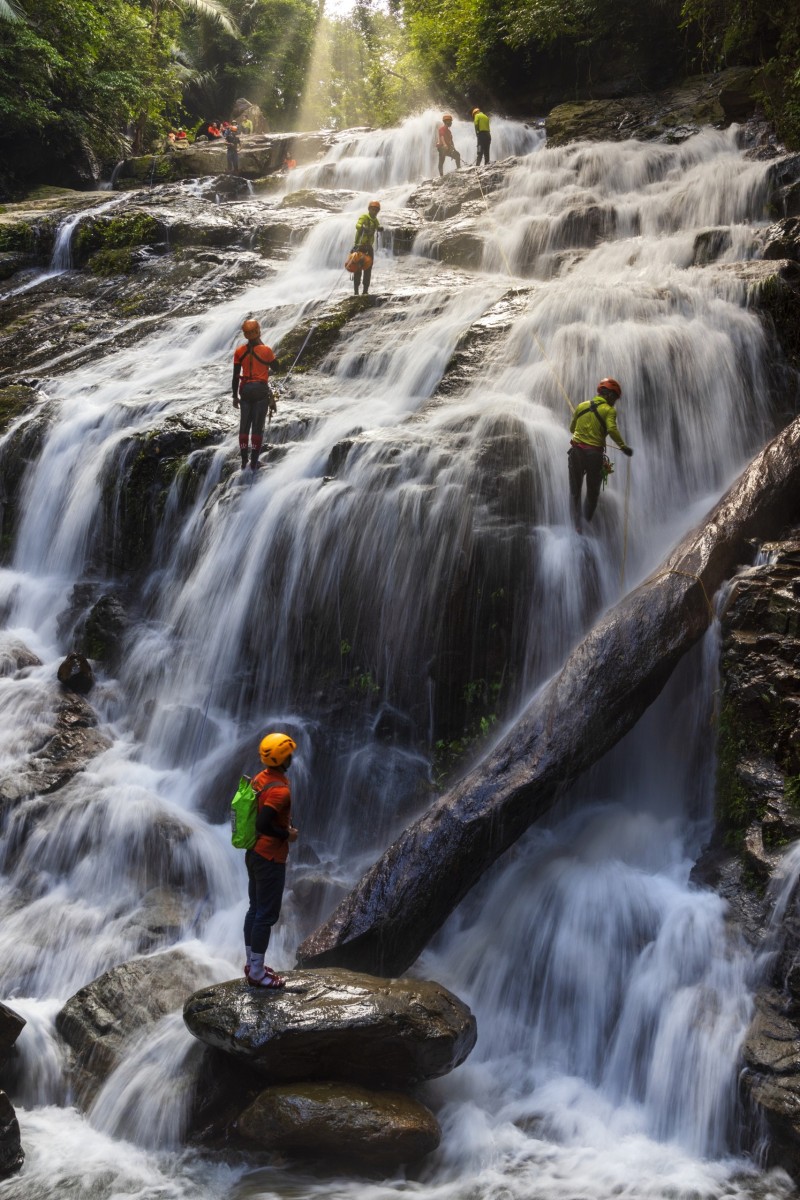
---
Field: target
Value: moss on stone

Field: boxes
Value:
[716,699,766,844]
[0,221,34,252]
[87,248,138,276]
[73,213,162,263]
[277,297,377,372]
[0,385,36,434]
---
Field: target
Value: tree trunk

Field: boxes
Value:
[297,416,800,977]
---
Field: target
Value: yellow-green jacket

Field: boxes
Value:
[570,396,629,451]
[473,111,490,133]
[354,212,382,249]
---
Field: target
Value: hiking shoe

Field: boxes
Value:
[247,967,285,989]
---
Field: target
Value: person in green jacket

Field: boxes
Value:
[350,200,382,295]
[471,107,491,166]
[568,377,633,532]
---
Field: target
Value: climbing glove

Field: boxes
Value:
[622,446,634,457]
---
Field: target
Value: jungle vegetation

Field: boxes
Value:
[0,0,797,197]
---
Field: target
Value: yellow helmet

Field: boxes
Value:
[259,732,297,766]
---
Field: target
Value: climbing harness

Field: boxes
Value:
[601,454,614,488]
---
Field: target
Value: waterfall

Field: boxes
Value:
[0,110,795,1199]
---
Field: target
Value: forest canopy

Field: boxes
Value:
[0,0,797,196]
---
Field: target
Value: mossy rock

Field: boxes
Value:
[0,221,35,253]
[0,252,28,281]
[277,296,383,372]
[87,248,139,276]
[0,386,37,434]
[73,212,164,263]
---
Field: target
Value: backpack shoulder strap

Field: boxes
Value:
[587,400,608,436]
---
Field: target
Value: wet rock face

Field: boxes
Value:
[545,68,761,146]
[0,1003,25,1068]
[235,1080,441,1167]
[57,651,94,694]
[183,968,477,1087]
[703,531,800,1179]
[56,950,216,1103]
[0,1092,23,1180]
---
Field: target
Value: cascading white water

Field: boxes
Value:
[0,110,795,1199]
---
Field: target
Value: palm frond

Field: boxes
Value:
[174,0,239,37]
[0,0,25,22]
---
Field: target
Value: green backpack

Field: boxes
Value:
[230,775,257,849]
[230,777,282,849]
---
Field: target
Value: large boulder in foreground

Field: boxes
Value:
[56,949,216,1100]
[0,1092,23,1180]
[236,1080,441,1167]
[183,968,476,1087]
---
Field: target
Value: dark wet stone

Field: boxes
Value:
[57,651,94,694]
[0,1002,25,1066]
[56,949,216,1103]
[0,1092,23,1180]
[79,594,128,669]
[183,967,477,1087]
[235,1080,441,1167]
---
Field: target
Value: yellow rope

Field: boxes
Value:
[651,568,716,622]
[620,455,632,589]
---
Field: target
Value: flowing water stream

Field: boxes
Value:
[0,111,795,1199]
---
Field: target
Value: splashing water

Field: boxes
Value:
[0,111,795,1198]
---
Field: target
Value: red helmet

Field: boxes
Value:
[597,377,622,398]
[368,199,381,211]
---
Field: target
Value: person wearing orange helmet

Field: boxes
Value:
[231,318,280,470]
[242,731,298,988]
[351,199,382,295]
[436,113,461,176]
[568,377,633,532]
[471,107,491,166]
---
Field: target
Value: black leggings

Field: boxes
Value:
[476,131,491,166]
[353,256,373,294]
[239,395,270,438]
[244,852,286,954]
[568,444,604,525]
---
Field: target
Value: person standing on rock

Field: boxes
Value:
[568,377,633,533]
[351,200,382,296]
[436,114,461,176]
[232,318,279,470]
[224,123,240,173]
[471,108,491,167]
[243,732,298,988]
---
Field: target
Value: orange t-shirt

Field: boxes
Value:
[233,340,276,384]
[251,767,291,863]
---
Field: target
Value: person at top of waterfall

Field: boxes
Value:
[224,123,240,173]
[232,318,280,470]
[240,115,253,136]
[351,200,382,296]
[175,128,188,142]
[207,122,221,139]
[568,378,633,534]
[471,107,491,167]
[242,732,298,989]
[436,114,461,176]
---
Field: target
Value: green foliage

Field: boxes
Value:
[679,0,800,146]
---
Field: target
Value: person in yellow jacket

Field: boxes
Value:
[471,107,491,166]
[568,377,633,532]
[351,199,382,295]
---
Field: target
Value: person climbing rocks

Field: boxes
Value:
[351,200,382,296]
[232,318,279,470]
[436,114,461,176]
[240,115,253,136]
[243,732,298,988]
[224,123,240,173]
[568,377,633,533]
[472,107,491,167]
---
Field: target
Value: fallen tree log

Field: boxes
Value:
[297,416,800,977]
